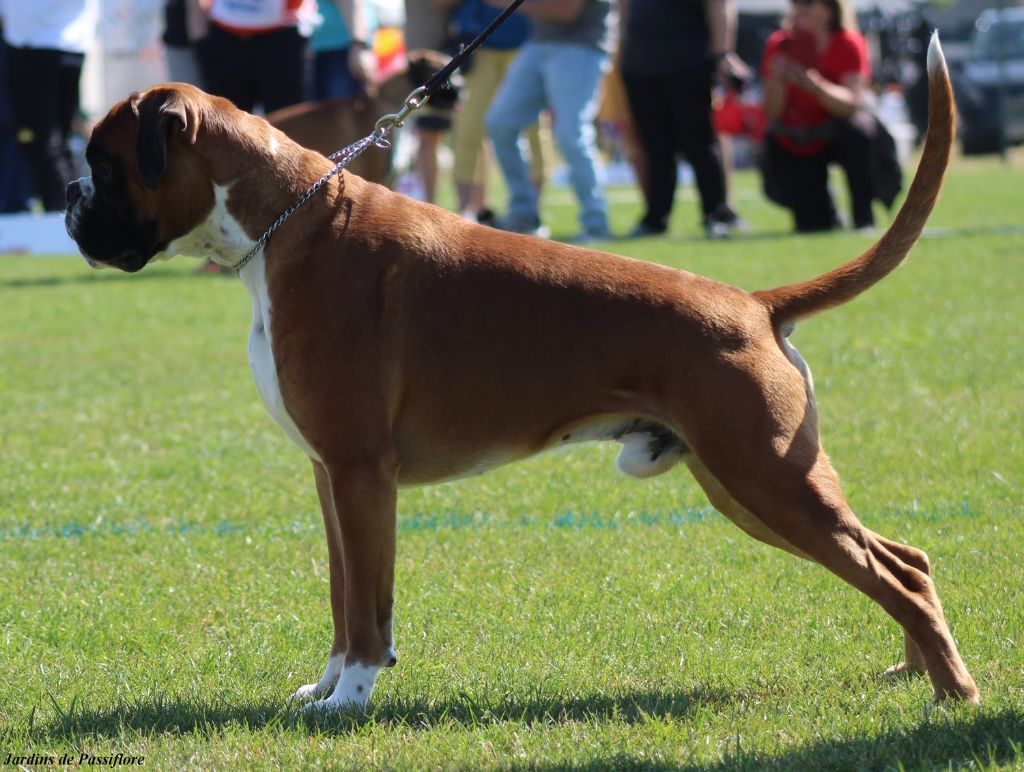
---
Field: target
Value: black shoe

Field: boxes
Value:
[626,222,666,238]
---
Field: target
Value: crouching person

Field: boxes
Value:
[760,0,897,233]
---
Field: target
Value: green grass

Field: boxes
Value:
[1,154,1023,769]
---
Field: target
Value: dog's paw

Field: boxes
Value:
[290,682,330,702]
[883,661,926,680]
[304,694,367,714]
[289,652,344,703]
[303,662,380,712]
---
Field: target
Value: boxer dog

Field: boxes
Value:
[65,35,979,709]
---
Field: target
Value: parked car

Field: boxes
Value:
[955,7,1024,155]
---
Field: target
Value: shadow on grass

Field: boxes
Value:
[29,683,1024,765]
[34,687,726,740]
[28,688,1024,769]
[1,268,214,289]
[693,707,1024,772]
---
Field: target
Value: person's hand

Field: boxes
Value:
[800,67,828,94]
[768,53,792,83]
[776,57,821,93]
[716,52,751,86]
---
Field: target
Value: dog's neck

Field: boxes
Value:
[167,183,255,267]
[169,120,341,268]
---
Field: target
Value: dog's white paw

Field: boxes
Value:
[304,694,364,713]
[303,662,380,712]
[291,682,329,702]
[289,652,344,703]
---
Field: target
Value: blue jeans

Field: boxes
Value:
[485,41,609,232]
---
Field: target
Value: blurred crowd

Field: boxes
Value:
[1,0,921,239]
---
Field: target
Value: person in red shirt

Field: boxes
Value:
[760,0,875,232]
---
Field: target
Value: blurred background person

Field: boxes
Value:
[0,18,31,213]
[197,0,316,114]
[484,0,615,243]
[0,0,96,212]
[620,0,748,240]
[447,0,542,223]
[760,0,874,233]
[310,0,377,101]
[596,52,646,210]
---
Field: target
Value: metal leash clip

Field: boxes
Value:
[372,86,431,149]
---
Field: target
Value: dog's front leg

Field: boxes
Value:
[309,456,399,711]
[292,460,348,702]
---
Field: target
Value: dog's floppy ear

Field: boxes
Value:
[132,88,200,189]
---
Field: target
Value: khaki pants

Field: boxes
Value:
[452,48,543,186]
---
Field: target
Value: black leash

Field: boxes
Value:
[371,0,529,140]
[422,0,528,100]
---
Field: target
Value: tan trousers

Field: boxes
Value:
[452,48,543,186]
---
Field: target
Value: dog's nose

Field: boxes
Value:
[66,179,81,208]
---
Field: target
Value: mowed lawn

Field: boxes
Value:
[1,154,1022,769]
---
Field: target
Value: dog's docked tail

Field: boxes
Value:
[754,33,954,325]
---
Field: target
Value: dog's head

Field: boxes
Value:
[65,83,219,272]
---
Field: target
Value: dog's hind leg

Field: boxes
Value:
[673,364,978,703]
[685,455,811,561]
[291,460,348,702]
[869,532,931,678]
[687,454,931,681]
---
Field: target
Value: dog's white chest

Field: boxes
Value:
[240,257,322,462]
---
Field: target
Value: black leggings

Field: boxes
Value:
[198,25,309,114]
[5,46,82,212]
[623,66,729,228]
[763,116,876,232]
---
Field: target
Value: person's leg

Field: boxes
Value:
[542,44,609,235]
[257,27,309,113]
[8,47,74,211]
[415,124,443,204]
[830,115,876,229]
[198,26,256,112]
[672,64,730,223]
[485,43,549,228]
[0,41,30,212]
[452,48,506,213]
[764,137,835,233]
[789,156,836,233]
[623,71,678,233]
[524,120,545,193]
[56,50,83,177]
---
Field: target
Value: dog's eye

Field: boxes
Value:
[94,160,114,180]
